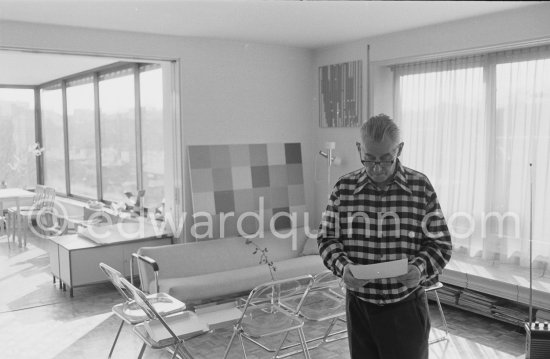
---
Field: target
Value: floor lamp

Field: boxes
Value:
[319,142,341,193]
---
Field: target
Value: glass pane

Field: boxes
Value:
[99,72,137,202]
[67,80,97,198]
[41,87,66,193]
[0,88,36,189]
[140,67,165,208]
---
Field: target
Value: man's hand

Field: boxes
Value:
[342,264,370,290]
[396,264,421,288]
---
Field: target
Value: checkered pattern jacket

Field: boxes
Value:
[318,160,452,305]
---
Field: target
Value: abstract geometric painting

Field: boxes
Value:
[188,143,306,239]
[319,60,362,128]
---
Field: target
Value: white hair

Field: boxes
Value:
[360,114,401,145]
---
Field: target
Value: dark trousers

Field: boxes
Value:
[346,288,430,359]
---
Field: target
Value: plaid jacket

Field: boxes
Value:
[318,160,452,305]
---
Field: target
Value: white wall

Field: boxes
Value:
[312,3,550,217]
[0,21,316,240]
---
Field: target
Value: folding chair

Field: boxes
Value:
[119,277,207,359]
[99,263,187,359]
[426,281,449,344]
[278,270,347,356]
[223,275,315,359]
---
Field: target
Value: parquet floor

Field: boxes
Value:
[0,233,527,359]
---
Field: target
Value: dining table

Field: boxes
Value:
[0,188,36,247]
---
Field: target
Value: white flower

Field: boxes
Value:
[28,142,45,157]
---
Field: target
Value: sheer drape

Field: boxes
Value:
[493,49,550,267]
[394,57,488,257]
[393,46,550,268]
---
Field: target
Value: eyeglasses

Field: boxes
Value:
[355,142,398,169]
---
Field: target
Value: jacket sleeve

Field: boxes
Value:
[410,181,453,283]
[317,183,352,277]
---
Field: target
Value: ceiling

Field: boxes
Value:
[0,1,539,86]
[0,52,123,86]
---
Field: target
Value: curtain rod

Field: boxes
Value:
[374,36,550,67]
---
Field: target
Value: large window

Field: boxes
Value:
[0,88,36,188]
[37,63,165,208]
[67,77,97,198]
[41,86,66,193]
[394,46,550,268]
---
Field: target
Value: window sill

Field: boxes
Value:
[441,252,550,311]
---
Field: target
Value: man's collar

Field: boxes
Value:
[393,160,412,194]
[353,159,412,195]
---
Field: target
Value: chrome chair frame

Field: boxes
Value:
[118,277,203,359]
[426,281,449,344]
[223,275,315,359]
[99,263,187,359]
[276,270,347,357]
[131,252,160,293]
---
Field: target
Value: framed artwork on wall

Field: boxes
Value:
[319,60,362,128]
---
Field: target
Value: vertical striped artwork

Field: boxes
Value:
[319,60,362,128]
[188,143,306,239]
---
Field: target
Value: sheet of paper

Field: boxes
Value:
[349,258,408,280]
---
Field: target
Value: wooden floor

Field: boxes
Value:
[0,233,527,359]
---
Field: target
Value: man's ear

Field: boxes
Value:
[397,142,404,156]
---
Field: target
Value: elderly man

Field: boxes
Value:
[318,114,452,359]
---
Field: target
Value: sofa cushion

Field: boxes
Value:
[159,256,326,304]
[161,265,274,303]
[138,227,312,286]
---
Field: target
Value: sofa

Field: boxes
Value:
[135,227,325,305]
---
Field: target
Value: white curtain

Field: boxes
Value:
[493,48,550,267]
[393,46,550,268]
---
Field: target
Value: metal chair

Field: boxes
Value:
[5,186,44,246]
[99,263,188,359]
[8,186,55,246]
[426,281,449,344]
[223,275,315,359]
[118,276,207,359]
[278,270,347,356]
[17,185,45,211]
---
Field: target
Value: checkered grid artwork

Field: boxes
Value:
[188,143,306,239]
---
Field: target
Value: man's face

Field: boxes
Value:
[360,137,403,183]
